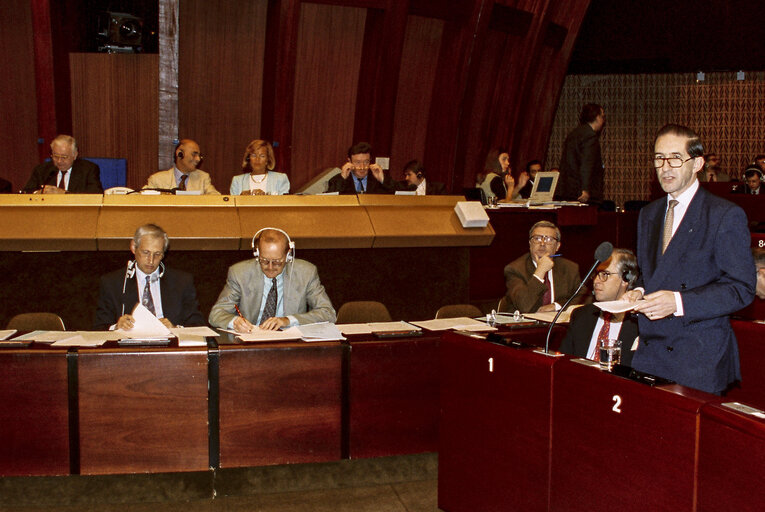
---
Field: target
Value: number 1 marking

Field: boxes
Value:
[488,357,494,372]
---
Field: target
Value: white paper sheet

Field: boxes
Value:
[178,335,209,347]
[368,321,421,333]
[116,304,172,338]
[522,304,583,324]
[594,299,641,314]
[170,326,219,337]
[411,317,495,331]
[0,330,17,340]
[237,326,304,342]
[337,323,373,335]
[296,322,345,341]
[51,334,107,347]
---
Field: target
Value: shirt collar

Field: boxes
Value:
[668,177,699,208]
[174,166,189,185]
[135,266,161,283]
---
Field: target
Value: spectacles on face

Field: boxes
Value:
[258,257,286,268]
[653,156,694,168]
[595,270,619,281]
[51,153,73,161]
[529,235,558,245]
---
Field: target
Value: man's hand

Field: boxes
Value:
[251,189,266,195]
[340,162,353,179]
[517,171,529,191]
[622,289,644,303]
[537,304,557,313]
[233,316,255,333]
[370,163,385,183]
[116,314,135,330]
[260,316,289,330]
[159,317,174,329]
[534,254,555,277]
[632,290,676,320]
[577,190,590,203]
[41,185,66,194]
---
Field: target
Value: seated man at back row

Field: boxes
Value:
[503,220,587,313]
[144,139,220,194]
[560,248,639,366]
[327,142,397,194]
[209,228,336,331]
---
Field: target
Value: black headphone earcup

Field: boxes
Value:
[177,150,184,160]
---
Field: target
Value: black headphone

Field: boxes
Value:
[177,150,184,160]
[252,227,295,263]
[620,260,639,288]
[416,170,424,179]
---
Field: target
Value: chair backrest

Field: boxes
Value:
[7,312,66,331]
[295,167,342,195]
[336,301,392,324]
[435,304,482,319]
[82,157,127,189]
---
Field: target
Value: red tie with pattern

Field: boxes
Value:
[542,273,552,305]
[57,170,67,190]
[593,312,613,362]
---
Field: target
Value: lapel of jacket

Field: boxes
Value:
[124,274,140,314]
[282,263,300,316]
[245,262,265,320]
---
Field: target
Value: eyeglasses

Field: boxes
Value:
[51,153,73,160]
[529,235,558,244]
[258,257,286,268]
[595,270,618,281]
[653,156,694,168]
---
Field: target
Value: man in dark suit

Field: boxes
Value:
[560,248,639,367]
[628,124,756,394]
[736,167,762,195]
[400,160,446,195]
[93,224,205,330]
[23,134,103,194]
[516,160,541,199]
[327,142,397,194]
[559,103,605,203]
[503,220,588,313]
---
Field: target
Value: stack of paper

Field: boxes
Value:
[410,317,497,332]
[338,321,421,335]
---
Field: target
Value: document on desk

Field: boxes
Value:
[237,327,303,342]
[296,322,345,342]
[170,326,219,337]
[594,299,640,314]
[523,304,583,324]
[338,321,422,335]
[411,317,497,331]
[13,330,75,343]
[0,330,17,340]
[51,334,107,347]
[177,335,209,347]
[117,304,172,338]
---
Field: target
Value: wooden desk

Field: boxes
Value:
[727,320,765,409]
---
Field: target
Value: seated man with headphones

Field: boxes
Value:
[208,227,336,331]
[144,139,220,194]
[93,224,205,330]
[401,160,446,195]
[559,248,640,367]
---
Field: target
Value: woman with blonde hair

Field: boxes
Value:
[230,139,290,195]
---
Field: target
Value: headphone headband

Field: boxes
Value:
[252,227,295,263]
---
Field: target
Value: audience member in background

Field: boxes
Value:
[754,248,765,300]
[230,139,290,195]
[401,160,446,195]
[477,148,508,200]
[503,220,587,313]
[94,224,205,330]
[327,142,396,194]
[560,249,639,366]
[737,167,763,195]
[517,159,542,199]
[753,154,765,174]
[23,135,103,194]
[699,153,730,182]
[145,139,220,194]
[0,177,12,193]
[559,103,605,203]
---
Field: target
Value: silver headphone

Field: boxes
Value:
[252,227,295,263]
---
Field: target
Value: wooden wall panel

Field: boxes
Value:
[389,15,444,183]
[70,54,158,190]
[290,3,366,190]
[179,0,267,194]
[0,0,39,192]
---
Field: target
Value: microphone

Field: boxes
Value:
[122,260,137,316]
[543,241,613,354]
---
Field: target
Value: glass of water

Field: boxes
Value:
[598,339,622,371]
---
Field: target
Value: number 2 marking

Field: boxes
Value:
[612,395,622,413]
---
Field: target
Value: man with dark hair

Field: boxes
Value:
[401,160,446,195]
[699,153,730,182]
[23,135,103,194]
[559,103,605,203]
[144,139,220,194]
[627,123,755,394]
[327,142,397,194]
[560,249,639,367]
[738,166,763,195]
[517,159,542,199]
[503,220,587,313]
[94,224,205,330]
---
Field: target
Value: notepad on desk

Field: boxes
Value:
[411,317,497,332]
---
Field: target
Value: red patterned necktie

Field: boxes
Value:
[593,312,613,362]
[57,170,68,189]
[542,273,552,305]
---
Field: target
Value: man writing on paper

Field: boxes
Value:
[627,124,755,394]
[93,224,205,330]
[560,249,639,367]
[208,228,336,331]
[503,220,587,313]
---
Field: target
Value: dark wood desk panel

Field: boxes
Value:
[727,320,765,409]
[439,332,561,512]
[218,342,342,468]
[697,402,765,512]
[78,349,209,475]
[550,361,714,512]
[349,334,440,459]
[0,350,70,476]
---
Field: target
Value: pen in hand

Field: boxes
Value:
[234,305,253,333]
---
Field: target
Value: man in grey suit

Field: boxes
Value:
[209,228,336,331]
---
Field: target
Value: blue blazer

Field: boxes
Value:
[631,186,756,393]
[229,171,290,195]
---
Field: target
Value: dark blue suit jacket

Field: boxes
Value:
[631,186,756,393]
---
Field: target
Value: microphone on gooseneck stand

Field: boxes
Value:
[542,241,614,354]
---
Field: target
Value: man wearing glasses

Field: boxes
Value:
[503,220,587,313]
[23,134,103,193]
[326,142,397,194]
[209,228,336,331]
[627,124,755,394]
[560,249,639,367]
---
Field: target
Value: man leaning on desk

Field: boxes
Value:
[503,220,588,313]
[208,227,336,332]
[23,134,103,194]
[93,224,205,330]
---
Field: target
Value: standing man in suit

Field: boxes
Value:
[560,249,639,367]
[144,139,220,194]
[23,135,103,194]
[93,224,205,330]
[628,124,755,394]
[503,220,588,313]
[326,142,397,194]
[559,103,605,203]
[209,228,336,331]
[401,160,446,195]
